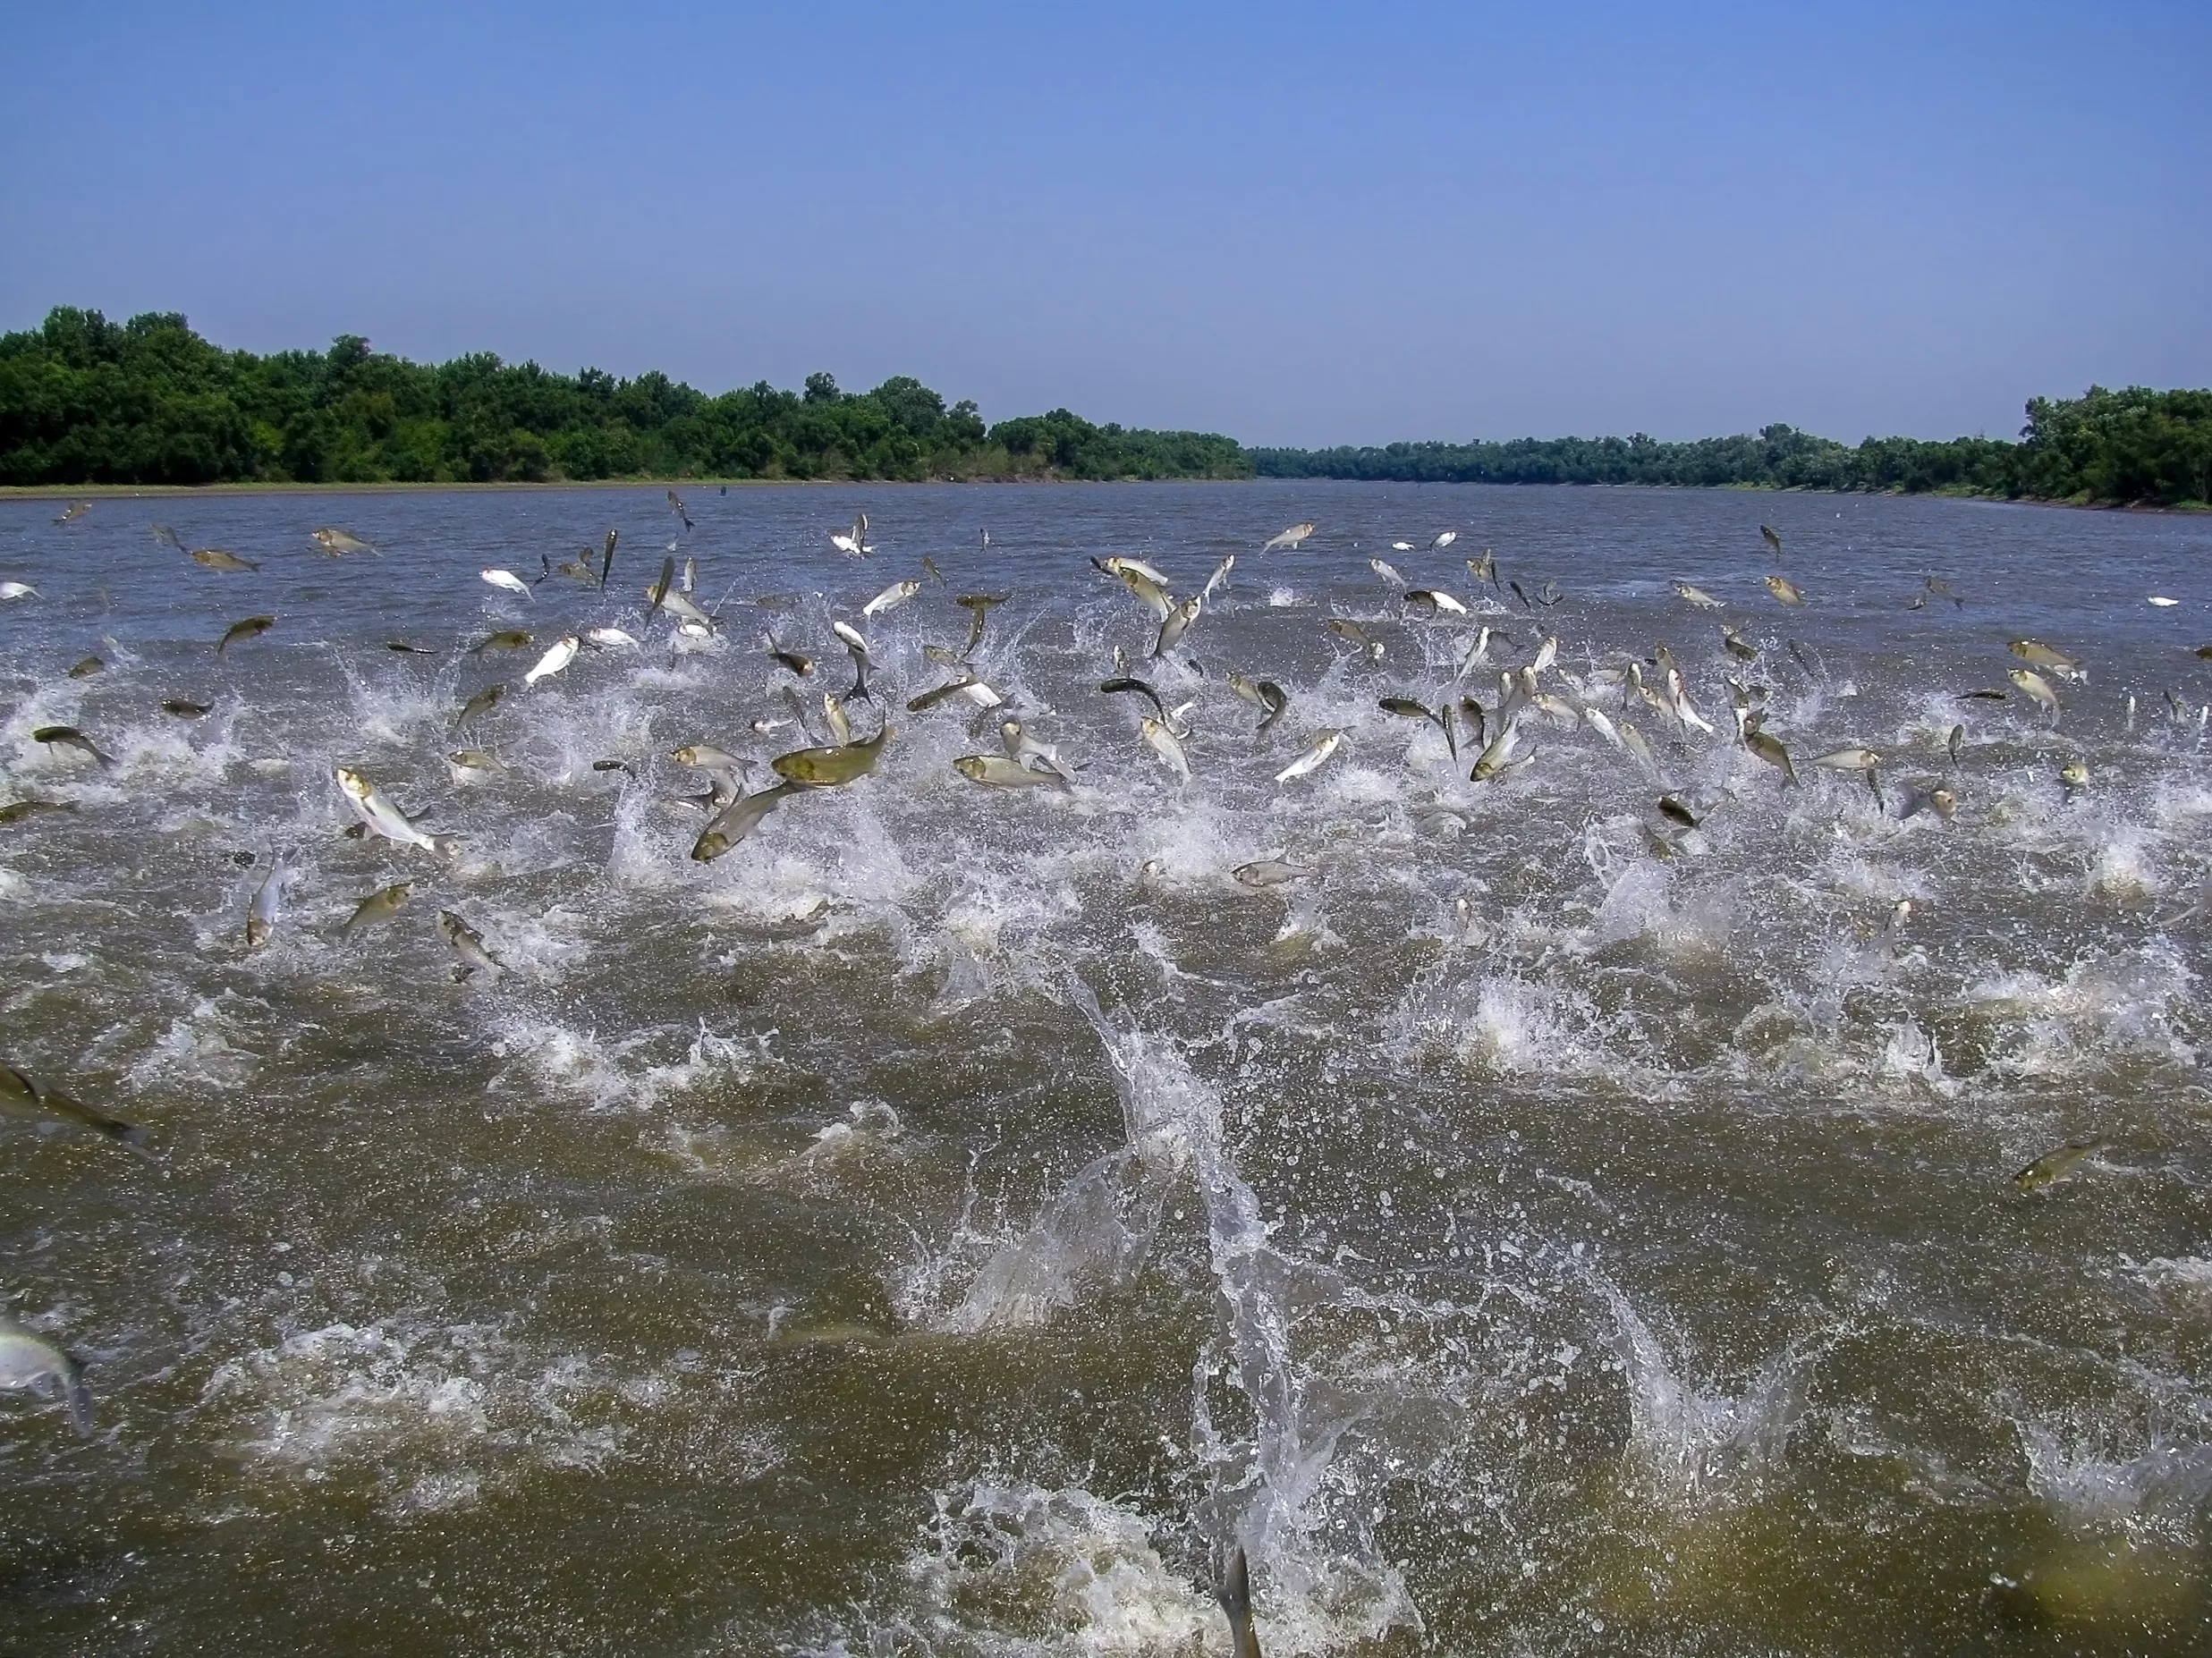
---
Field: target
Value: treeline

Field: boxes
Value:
[0,308,1252,486]
[1253,386,2212,508]
[4,306,2206,506]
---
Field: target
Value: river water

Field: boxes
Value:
[2,481,2208,1655]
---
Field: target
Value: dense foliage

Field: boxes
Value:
[1254,387,2212,508]
[0,308,1251,486]
[3,307,2205,505]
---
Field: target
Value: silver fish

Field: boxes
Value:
[863,579,921,618]
[2008,667,2062,721]
[1766,575,1806,606]
[1746,729,1796,783]
[313,527,377,555]
[1233,859,1313,887]
[341,882,412,941]
[1673,580,1725,610]
[1369,557,1405,588]
[583,626,640,649]
[1275,728,1343,784]
[523,634,581,687]
[335,766,455,857]
[245,855,287,949]
[2008,639,2086,682]
[1261,521,1316,551]
[2013,1137,2106,1191]
[437,910,504,980]
[1812,746,1881,773]
[691,782,805,862]
[953,754,1071,792]
[479,568,533,596]
[1140,717,1191,782]
[0,1314,93,1435]
[1403,588,1468,616]
[1202,554,1235,602]
[1153,596,1201,659]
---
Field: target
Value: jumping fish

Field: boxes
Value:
[1813,746,1881,774]
[0,1314,94,1435]
[582,626,640,649]
[1369,557,1405,588]
[151,524,184,551]
[523,634,581,687]
[1275,728,1343,784]
[216,614,275,653]
[828,512,871,557]
[921,555,947,585]
[953,754,1072,793]
[956,592,1010,655]
[313,527,377,555]
[2008,667,2062,721]
[1721,626,1759,662]
[666,490,693,531]
[453,682,507,729]
[1233,859,1312,887]
[1673,581,1725,610]
[1428,529,1458,551]
[479,568,533,596]
[67,656,102,679]
[0,799,74,823]
[2008,639,2085,682]
[1759,524,1783,556]
[1202,554,1235,602]
[2013,1137,2106,1191]
[245,855,287,949]
[0,581,40,600]
[1466,549,1497,588]
[335,766,456,857]
[30,725,113,767]
[832,619,874,700]
[691,782,806,861]
[1153,596,1201,659]
[386,641,434,655]
[863,579,921,618]
[1140,717,1191,782]
[1261,521,1317,551]
[767,638,814,677]
[1746,729,1796,783]
[1326,619,1384,662]
[771,723,891,787]
[470,630,533,655]
[1,1063,145,1153]
[191,547,259,571]
[341,882,412,941]
[161,699,210,718]
[1403,588,1468,616]
[53,502,89,524]
[1216,1545,1263,1658]
[1766,575,1806,606]
[437,910,504,980]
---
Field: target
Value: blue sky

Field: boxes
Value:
[2,1,2205,446]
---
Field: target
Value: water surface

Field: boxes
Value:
[3,482,2209,1654]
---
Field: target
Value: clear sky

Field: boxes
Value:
[2,1,2206,447]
